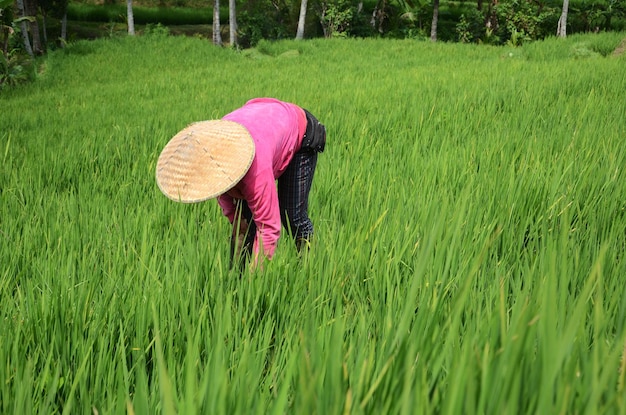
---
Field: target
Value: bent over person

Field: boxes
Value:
[155,98,326,268]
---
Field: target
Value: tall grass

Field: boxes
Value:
[2,32,626,413]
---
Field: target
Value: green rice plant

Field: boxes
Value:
[522,31,626,60]
[1,32,626,414]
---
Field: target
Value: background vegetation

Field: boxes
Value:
[2,31,626,413]
[36,0,626,44]
[2,0,626,87]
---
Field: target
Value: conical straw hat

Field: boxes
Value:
[156,120,255,203]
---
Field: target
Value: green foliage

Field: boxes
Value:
[0,47,35,88]
[314,0,373,38]
[494,0,558,45]
[456,8,485,43]
[316,0,359,37]
[371,1,424,39]
[2,32,626,413]
[237,0,294,48]
[568,0,626,31]
[0,0,13,22]
[142,22,171,37]
[1,16,36,89]
[62,0,626,44]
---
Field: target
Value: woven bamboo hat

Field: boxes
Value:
[156,120,255,203]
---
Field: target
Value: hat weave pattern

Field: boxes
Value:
[156,120,255,203]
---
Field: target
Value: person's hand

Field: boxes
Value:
[232,217,249,254]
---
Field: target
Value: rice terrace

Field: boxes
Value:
[2,8,626,413]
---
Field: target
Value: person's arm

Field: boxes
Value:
[217,194,236,223]
[219,192,254,268]
[242,168,282,260]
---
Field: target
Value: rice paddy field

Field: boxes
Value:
[2,32,626,414]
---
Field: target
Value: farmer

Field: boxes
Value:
[155,98,326,268]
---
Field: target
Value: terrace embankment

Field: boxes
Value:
[613,37,626,55]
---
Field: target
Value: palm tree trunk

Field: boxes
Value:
[127,0,135,35]
[296,0,308,40]
[228,0,237,47]
[16,0,34,57]
[213,0,222,45]
[557,0,569,37]
[430,0,439,41]
[24,0,43,54]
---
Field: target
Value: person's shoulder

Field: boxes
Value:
[246,97,300,108]
[246,97,281,105]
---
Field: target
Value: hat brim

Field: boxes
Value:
[156,120,255,203]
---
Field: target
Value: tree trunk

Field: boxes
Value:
[556,0,569,37]
[370,0,386,34]
[485,0,498,34]
[430,0,439,41]
[127,0,135,35]
[42,11,48,45]
[60,11,67,47]
[16,0,34,57]
[213,0,222,45]
[228,0,237,47]
[296,0,308,40]
[24,0,43,54]
[2,26,10,57]
[30,21,42,54]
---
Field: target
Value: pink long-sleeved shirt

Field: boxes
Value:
[217,98,307,258]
